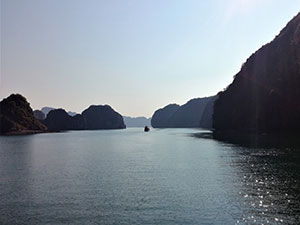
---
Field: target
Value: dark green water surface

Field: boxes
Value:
[0,128,299,224]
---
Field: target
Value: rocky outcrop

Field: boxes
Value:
[151,104,180,128]
[44,109,84,131]
[213,12,300,133]
[33,110,46,120]
[82,105,126,129]
[151,96,216,128]
[0,94,47,134]
[123,116,151,127]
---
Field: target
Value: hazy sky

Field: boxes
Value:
[1,0,299,117]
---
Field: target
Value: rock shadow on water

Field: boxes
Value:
[191,131,300,149]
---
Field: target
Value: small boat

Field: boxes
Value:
[144,126,150,132]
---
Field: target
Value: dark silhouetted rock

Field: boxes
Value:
[199,96,218,129]
[72,114,85,129]
[123,116,151,127]
[41,106,78,117]
[43,105,125,131]
[151,104,180,128]
[168,97,213,128]
[33,110,46,120]
[213,13,300,133]
[0,94,47,134]
[44,109,84,131]
[151,96,216,128]
[82,105,126,129]
[41,107,55,116]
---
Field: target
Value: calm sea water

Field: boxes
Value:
[0,128,299,225]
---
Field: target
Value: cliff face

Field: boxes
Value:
[200,96,218,129]
[0,94,47,134]
[82,105,126,129]
[44,109,85,131]
[213,13,300,133]
[168,97,212,128]
[151,104,180,128]
[151,96,216,128]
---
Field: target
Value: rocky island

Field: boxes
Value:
[44,109,85,131]
[82,105,126,130]
[151,96,216,128]
[0,94,47,135]
[0,94,126,134]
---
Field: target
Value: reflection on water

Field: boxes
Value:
[193,131,300,224]
[231,147,300,224]
[0,129,299,225]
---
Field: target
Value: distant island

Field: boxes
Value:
[151,96,216,129]
[41,106,78,117]
[44,109,85,131]
[0,94,125,135]
[123,116,151,127]
[81,105,125,130]
[43,105,125,131]
[33,110,46,120]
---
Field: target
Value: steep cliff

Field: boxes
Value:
[213,13,300,133]
[168,97,212,128]
[200,96,218,129]
[151,96,215,128]
[151,104,180,128]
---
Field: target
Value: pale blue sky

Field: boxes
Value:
[1,0,299,117]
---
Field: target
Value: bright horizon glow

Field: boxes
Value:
[1,0,299,117]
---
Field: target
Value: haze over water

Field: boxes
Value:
[1,128,299,225]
